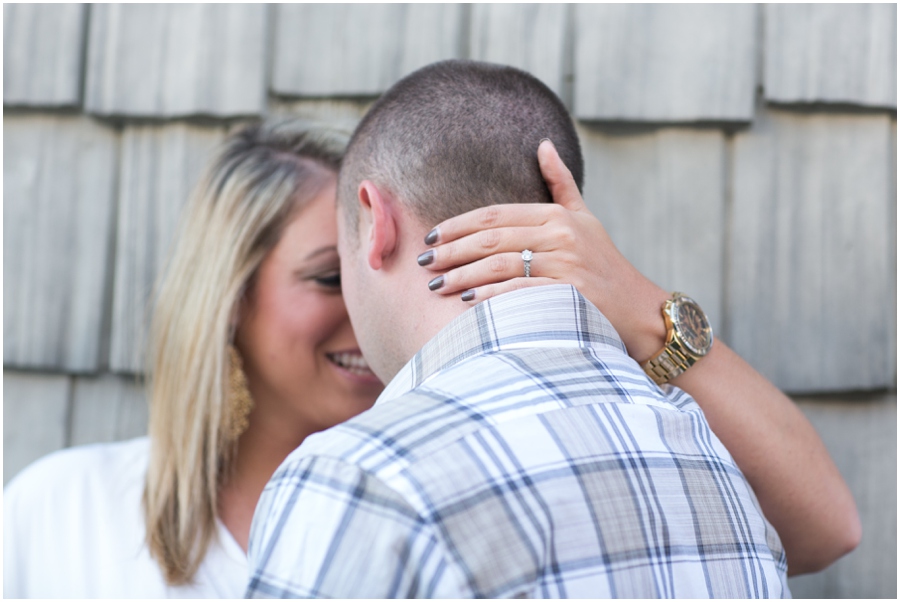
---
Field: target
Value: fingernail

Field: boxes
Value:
[539,138,555,149]
[424,228,439,246]
[461,289,475,302]
[417,250,435,266]
[428,275,445,291]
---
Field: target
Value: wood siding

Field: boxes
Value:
[272,4,465,98]
[574,4,757,122]
[765,4,897,108]
[471,4,570,99]
[729,107,895,392]
[4,115,119,371]
[578,125,727,335]
[3,3,87,107]
[85,4,268,117]
[110,124,227,372]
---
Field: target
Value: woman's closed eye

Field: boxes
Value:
[298,246,342,291]
[312,271,341,290]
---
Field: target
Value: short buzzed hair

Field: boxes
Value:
[338,60,584,230]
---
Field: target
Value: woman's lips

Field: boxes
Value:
[326,351,382,385]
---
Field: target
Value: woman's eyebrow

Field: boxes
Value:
[304,245,338,261]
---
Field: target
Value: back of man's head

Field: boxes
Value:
[338,60,584,230]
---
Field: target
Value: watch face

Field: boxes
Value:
[673,298,713,356]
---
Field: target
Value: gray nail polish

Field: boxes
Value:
[417,250,435,266]
[428,275,445,291]
[461,289,475,302]
[424,228,439,246]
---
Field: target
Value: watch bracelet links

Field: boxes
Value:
[642,343,695,386]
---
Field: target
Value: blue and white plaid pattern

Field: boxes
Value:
[247,284,789,598]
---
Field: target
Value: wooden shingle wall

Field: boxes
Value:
[764,4,897,109]
[574,4,758,122]
[110,124,228,372]
[471,4,570,98]
[3,4,87,107]
[729,107,895,392]
[272,4,465,97]
[85,4,268,118]
[577,126,728,335]
[3,5,895,598]
[4,115,119,371]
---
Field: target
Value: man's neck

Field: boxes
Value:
[375,225,472,382]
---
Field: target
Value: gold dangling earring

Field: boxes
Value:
[227,344,254,440]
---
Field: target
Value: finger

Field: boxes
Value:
[460,277,557,304]
[538,139,589,213]
[425,203,557,246]
[419,226,557,271]
[429,251,552,295]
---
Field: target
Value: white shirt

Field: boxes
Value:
[4,437,248,598]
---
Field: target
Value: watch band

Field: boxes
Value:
[642,343,693,386]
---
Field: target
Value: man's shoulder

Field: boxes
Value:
[278,382,473,482]
[282,342,691,484]
[249,412,463,598]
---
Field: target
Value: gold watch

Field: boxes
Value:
[641,292,713,385]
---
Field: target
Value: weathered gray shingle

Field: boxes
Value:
[271,4,463,97]
[268,99,373,134]
[765,4,897,108]
[574,4,757,122]
[728,107,894,392]
[70,374,147,446]
[4,116,119,372]
[789,394,897,599]
[3,3,86,107]
[891,120,897,387]
[110,123,227,373]
[3,371,71,485]
[470,4,569,99]
[84,4,267,118]
[577,124,726,336]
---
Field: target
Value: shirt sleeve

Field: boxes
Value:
[658,382,701,411]
[245,454,464,598]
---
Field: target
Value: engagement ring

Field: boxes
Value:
[522,249,533,278]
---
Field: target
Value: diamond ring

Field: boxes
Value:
[522,249,533,278]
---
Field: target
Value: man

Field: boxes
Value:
[246,60,789,598]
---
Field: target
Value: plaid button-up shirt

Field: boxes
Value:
[246,284,789,598]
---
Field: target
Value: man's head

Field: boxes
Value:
[337,60,584,381]
[339,60,583,230]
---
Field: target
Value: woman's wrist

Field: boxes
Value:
[616,276,670,364]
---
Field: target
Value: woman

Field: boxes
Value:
[6,119,362,597]
[3,119,858,597]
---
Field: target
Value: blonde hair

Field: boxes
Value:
[143,118,349,585]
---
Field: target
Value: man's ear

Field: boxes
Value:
[358,180,397,270]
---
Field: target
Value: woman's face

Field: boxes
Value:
[236,176,384,440]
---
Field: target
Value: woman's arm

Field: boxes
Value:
[419,140,861,575]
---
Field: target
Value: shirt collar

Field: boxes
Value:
[375,284,627,406]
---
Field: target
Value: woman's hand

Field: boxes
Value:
[419,139,670,362]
